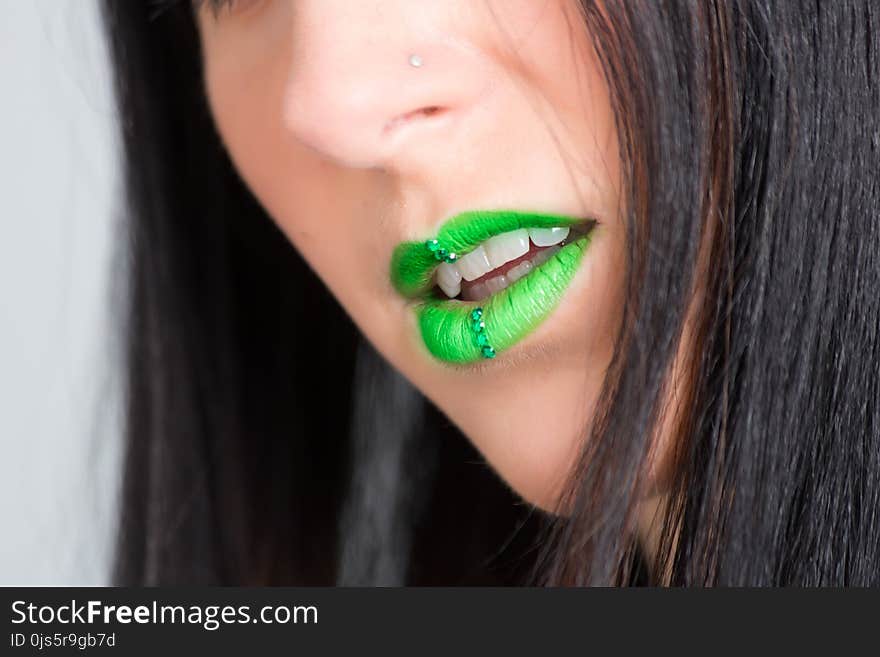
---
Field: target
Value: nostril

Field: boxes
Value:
[382,105,447,135]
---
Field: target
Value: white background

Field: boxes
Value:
[0,0,120,584]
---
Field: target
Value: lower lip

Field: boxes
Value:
[415,230,594,364]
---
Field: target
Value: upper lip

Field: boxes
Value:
[390,209,592,298]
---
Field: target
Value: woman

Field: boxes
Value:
[102,0,880,585]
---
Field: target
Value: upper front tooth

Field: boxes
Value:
[436,262,462,298]
[528,226,569,247]
[484,229,530,269]
[455,244,492,281]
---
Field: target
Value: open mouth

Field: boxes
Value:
[390,210,597,364]
[434,224,587,301]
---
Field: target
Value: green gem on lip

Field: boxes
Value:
[469,306,496,359]
[424,239,458,264]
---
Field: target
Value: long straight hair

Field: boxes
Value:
[103,0,880,585]
[542,0,880,585]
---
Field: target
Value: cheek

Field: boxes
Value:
[464,7,624,505]
[202,36,361,286]
[527,6,622,206]
[204,57,404,373]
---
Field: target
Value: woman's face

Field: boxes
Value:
[196,0,626,508]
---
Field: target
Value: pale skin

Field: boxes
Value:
[195,0,653,512]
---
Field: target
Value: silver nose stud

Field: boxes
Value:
[408,54,424,68]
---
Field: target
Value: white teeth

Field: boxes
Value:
[455,244,492,281]
[528,226,569,247]
[441,227,569,300]
[483,274,509,296]
[483,228,530,270]
[436,262,462,298]
[506,259,533,283]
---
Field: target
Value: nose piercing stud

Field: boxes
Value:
[408,54,424,68]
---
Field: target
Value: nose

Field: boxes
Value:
[282,0,491,169]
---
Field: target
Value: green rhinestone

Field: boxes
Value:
[444,252,458,263]
[481,345,496,359]
[476,333,490,347]
[472,319,485,333]
[470,308,483,321]
[436,248,449,261]
[425,239,441,253]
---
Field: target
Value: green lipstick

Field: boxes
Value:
[390,209,595,364]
